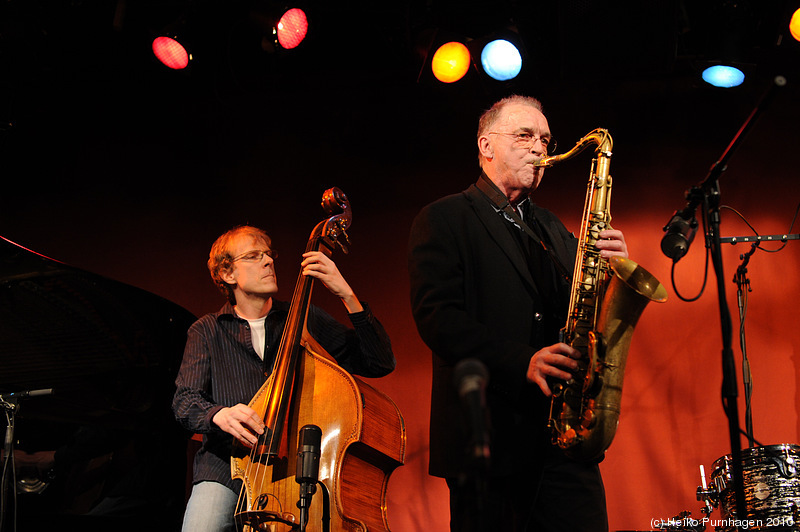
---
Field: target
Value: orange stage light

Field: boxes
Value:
[790,8,800,41]
[431,42,471,83]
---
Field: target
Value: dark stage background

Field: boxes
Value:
[2,1,800,530]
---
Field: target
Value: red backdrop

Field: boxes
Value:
[2,82,798,531]
[376,162,800,531]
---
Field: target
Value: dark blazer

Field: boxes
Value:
[408,181,578,478]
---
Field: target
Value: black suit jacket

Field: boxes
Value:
[408,182,578,478]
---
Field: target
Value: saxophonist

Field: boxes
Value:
[408,95,628,531]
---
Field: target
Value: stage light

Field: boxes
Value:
[702,65,745,88]
[152,36,191,70]
[275,8,308,50]
[480,39,522,81]
[790,8,800,41]
[431,41,471,83]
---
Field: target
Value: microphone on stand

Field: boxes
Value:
[453,358,490,464]
[295,424,322,532]
[2,388,56,528]
[2,388,54,401]
[661,206,699,262]
[453,359,491,531]
[296,424,321,484]
[1,387,54,435]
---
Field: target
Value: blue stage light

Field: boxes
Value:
[480,39,522,81]
[702,65,745,88]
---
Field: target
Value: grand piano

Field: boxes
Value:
[0,236,197,531]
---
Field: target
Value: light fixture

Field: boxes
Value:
[431,41,471,83]
[152,35,192,70]
[151,12,194,71]
[702,64,745,88]
[790,8,800,41]
[275,8,308,50]
[693,0,754,88]
[417,26,526,86]
[480,39,522,81]
[256,6,309,53]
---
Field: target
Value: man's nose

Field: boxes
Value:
[531,140,547,156]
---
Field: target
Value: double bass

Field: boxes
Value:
[231,188,405,531]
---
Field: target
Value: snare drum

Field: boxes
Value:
[710,444,800,531]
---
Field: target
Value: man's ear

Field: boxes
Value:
[220,266,236,286]
[478,135,493,160]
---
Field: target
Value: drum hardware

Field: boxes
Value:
[695,444,800,531]
[773,452,797,479]
[653,510,708,532]
[696,464,717,518]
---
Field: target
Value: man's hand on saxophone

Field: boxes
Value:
[527,342,581,397]
[595,229,629,259]
[526,228,628,398]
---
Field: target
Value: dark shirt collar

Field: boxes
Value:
[478,170,531,209]
[215,299,290,322]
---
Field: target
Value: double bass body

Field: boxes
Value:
[232,336,405,531]
[230,188,405,532]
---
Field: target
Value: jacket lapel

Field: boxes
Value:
[531,204,577,279]
[465,184,539,297]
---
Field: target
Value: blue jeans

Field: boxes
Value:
[181,481,238,532]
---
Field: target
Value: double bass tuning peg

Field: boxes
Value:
[335,229,351,254]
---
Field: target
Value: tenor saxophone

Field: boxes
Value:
[536,128,667,462]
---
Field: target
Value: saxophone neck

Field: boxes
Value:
[534,128,613,168]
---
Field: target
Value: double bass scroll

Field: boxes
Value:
[231,188,406,532]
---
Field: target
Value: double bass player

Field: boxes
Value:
[173,225,396,532]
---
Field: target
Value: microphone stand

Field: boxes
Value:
[1,396,17,532]
[732,242,757,450]
[314,481,331,532]
[669,75,786,521]
[722,231,800,449]
[0,388,54,532]
[453,359,490,532]
[294,478,330,532]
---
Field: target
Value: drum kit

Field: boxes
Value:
[655,444,799,531]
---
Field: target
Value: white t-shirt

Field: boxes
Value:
[241,315,267,360]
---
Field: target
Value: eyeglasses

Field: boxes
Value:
[232,249,278,262]
[488,131,557,155]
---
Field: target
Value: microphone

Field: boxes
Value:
[295,424,322,531]
[661,208,698,261]
[453,358,490,463]
[1,388,54,408]
[6,388,54,399]
[296,424,322,485]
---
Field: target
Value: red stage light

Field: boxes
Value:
[152,36,190,70]
[276,8,308,49]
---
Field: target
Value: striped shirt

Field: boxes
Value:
[172,299,395,491]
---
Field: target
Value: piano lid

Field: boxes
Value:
[0,235,197,432]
